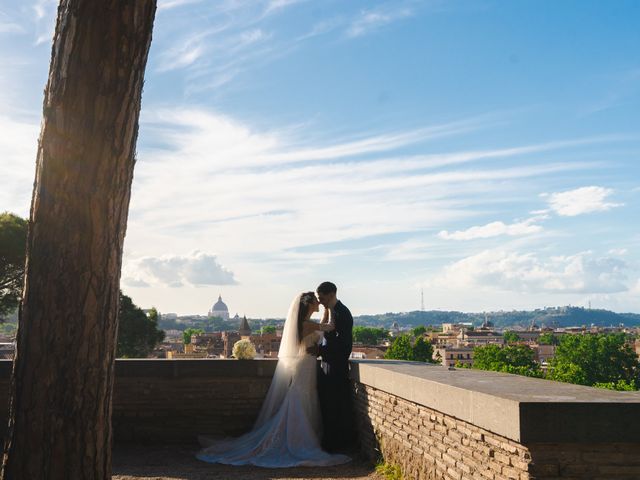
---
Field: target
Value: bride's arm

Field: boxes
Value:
[320,307,330,324]
[302,320,334,337]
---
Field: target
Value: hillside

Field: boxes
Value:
[354,307,640,329]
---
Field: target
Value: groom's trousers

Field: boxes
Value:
[317,361,355,452]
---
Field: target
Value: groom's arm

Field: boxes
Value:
[319,304,353,359]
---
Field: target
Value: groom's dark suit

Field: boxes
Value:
[318,300,354,452]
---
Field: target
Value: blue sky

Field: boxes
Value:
[1,0,639,317]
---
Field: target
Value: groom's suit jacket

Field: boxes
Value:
[319,300,353,377]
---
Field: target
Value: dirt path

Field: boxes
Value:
[113,444,384,480]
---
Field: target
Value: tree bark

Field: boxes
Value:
[2,1,156,479]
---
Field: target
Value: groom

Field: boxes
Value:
[316,281,354,452]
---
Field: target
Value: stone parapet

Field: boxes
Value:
[0,359,277,443]
[112,359,277,443]
[351,360,640,479]
[0,358,639,478]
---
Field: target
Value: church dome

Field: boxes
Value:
[212,295,228,312]
[209,295,230,320]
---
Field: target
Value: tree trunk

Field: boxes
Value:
[1,1,156,479]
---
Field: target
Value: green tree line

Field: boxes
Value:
[471,333,639,391]
[384,326,437,363]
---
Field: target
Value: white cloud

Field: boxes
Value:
[0,114,39,215]
[543,186,623,216]
[151,2,282,90]
[431,249,633,295]
[158,0,204,10]
[125,106,609,263]
[155,25,230,72]
[438,217,545,241]
[122,251,237,288]
[347,6,413,38]
[264,0,306,15]
[32,0,57,45]
[0,21,24,34]
[296,18,343,41]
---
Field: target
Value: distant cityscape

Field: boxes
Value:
[1,295,639,369]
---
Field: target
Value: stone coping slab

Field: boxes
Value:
[0,358,279,378]
[349,360,640,443]
[113,358,278,378]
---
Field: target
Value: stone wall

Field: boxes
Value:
[355,384,531,480]
[0,359,276,444]
[351,361,640,480]
[113,359,276,443]
[1,358,639,479]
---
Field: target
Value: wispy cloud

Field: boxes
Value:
[32,0,57,45]
[264,0,306,16]
[438,217,545,241]
[542,186,623,217]
[155,24,231,72]
[347,5,413,38]
[296,17,344,41]
[140,108,486,170]
[582,67,640,115]
[151,1,291,93]
[122,105,614,274]
[158,0,205,11]
[0,15,24,34]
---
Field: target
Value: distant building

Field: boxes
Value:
[457,330,503,347]
[351,346,387,359]
[167,342,207,359]
[389,322,401,336]
[163,329,183,340]
[436,345,474,368]
[508,331,541,344]
[442,322,473,334]
[534,344,557,367]
[208,295,230,320]
[239,316,251,338]
[251,333,282,359]
[191,332,225,357]
[222,331,241,358]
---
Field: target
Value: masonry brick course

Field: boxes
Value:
[0,359,639,479]
[353,382,640,480]
[0,359,276,443]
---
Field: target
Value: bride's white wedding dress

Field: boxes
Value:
[196,295,351,468]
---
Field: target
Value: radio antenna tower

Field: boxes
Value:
[421,288,425,311]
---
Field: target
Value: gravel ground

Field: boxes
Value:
[112,444,384,480]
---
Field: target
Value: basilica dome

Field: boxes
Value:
[208,295,230,320]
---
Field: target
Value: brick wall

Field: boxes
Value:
[0,359,276,444]
[353,380,640,480]
[112,359,277,443]
[355,383,532,480]
[1,358,639,479]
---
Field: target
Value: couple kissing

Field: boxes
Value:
[197,281,354,467]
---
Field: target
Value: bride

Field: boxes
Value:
[196,291,351,467]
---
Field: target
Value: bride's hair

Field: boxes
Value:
[297,291,317,342]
